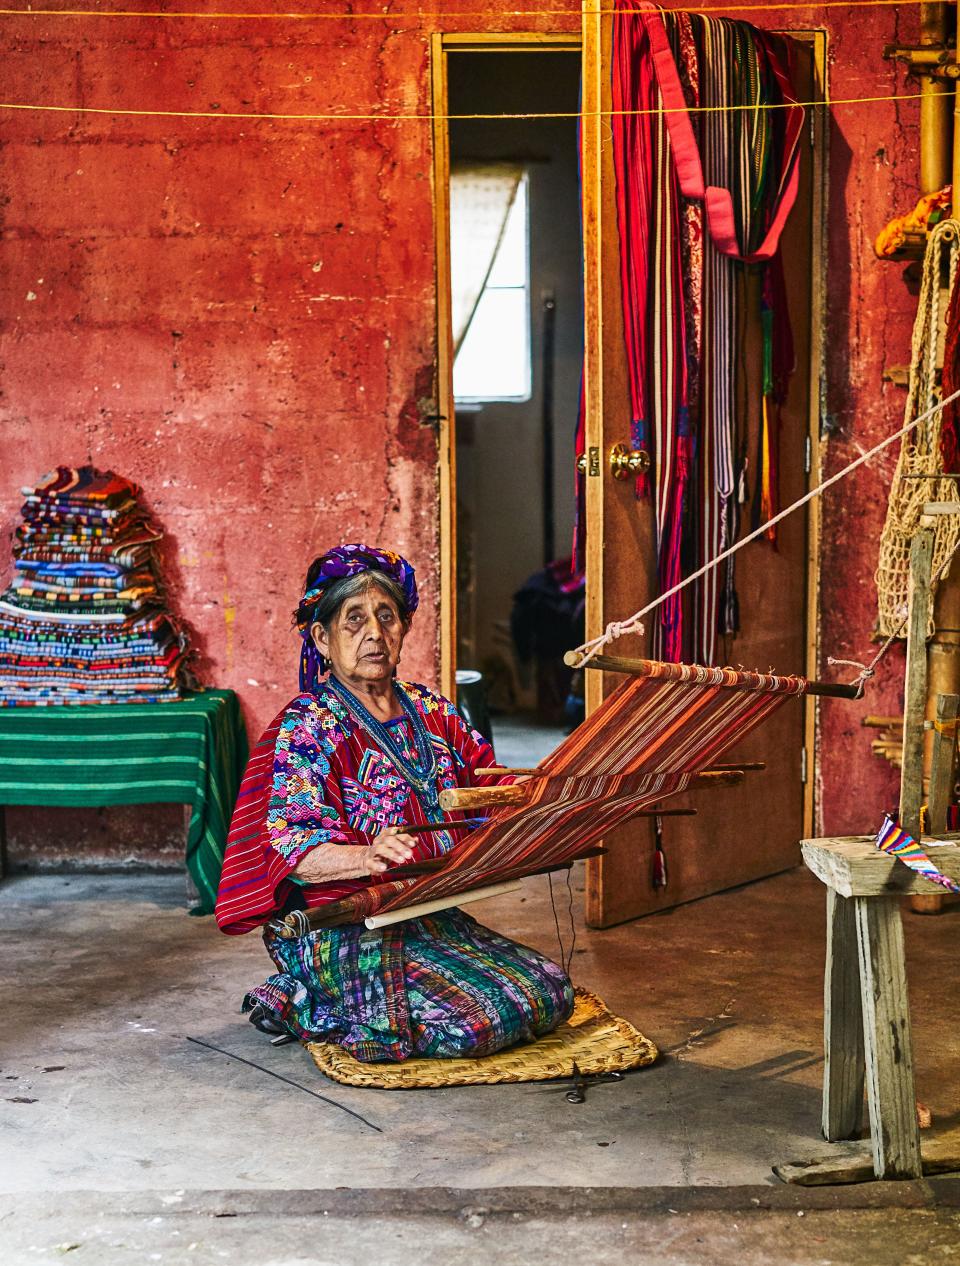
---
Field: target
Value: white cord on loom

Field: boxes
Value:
[574,387,960,665]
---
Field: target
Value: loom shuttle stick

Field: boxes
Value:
[564,650,862,698]
[392,845,610,879]
[394,819,488,835]
[363,880,523,929]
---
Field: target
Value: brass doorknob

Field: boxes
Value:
[609,443,650,479]
[576,444,650,478]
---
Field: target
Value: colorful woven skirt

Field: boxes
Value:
[243,909,575,1063]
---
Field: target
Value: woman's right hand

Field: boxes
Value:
[362,826,417,875]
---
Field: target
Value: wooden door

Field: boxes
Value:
[580,9,826,927]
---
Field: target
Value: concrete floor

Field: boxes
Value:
[2,864,958,1262]
[490,712,567,768]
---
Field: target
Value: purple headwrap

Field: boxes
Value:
[295,543,419,693]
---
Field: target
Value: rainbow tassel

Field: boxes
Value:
[876,813,960,894]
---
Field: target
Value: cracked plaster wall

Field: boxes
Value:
[0,2,921,860]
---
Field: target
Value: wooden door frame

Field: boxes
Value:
[580,12,829,842]
[431,31,582,699]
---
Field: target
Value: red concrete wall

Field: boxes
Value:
[0,2,918,854]
[815,7,920,834]
[0,7,447,748]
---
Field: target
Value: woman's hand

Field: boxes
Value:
[362,826,417,875]
[292,828,417,883]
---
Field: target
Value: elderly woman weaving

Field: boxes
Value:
[215,544,574,1062]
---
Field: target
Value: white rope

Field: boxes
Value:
[573,385,960,665]
[876,220,960,636]
[826,535,960,692]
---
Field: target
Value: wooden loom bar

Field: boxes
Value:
[438,770,745,813]
[563,650,863,698]
[440,784,526,811]
[279,850,608,934]
[390,845,608,877]
[396,810,697,841]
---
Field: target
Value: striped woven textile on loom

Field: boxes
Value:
[283,661,808,930]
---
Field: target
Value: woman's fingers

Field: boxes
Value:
[364,829,416,873]
[374,837,415,862]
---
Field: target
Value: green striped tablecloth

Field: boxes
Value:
[0,690,249,914]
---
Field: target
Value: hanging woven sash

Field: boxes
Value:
[612,7,692,659]
[610,1,803,664]
[752,250,794,544]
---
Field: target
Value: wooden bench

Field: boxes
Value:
[801,833,960,1180]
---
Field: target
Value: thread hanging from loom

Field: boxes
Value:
[547,872,577,976]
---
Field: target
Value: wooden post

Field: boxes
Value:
[926,692,959,830]
[900,528,934,838]
[843,526,925,1177]
[911,691,959,914]
[855,895,923,1179]
[822,889,865,1141]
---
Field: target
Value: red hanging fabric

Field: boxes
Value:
[640,4,803,264]
[609,2,803,663]
[612,6,692,660]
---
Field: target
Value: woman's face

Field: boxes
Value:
[311,582,407,687]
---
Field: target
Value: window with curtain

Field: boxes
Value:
[451,165,531,403]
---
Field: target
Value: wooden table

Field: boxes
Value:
[0,690,248,914]
[801,834,960,1180]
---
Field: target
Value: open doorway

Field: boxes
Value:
[440,45,583,765]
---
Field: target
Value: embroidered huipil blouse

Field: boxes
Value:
[215,680,498,934]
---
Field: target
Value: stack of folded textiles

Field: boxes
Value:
[0,466,190,705]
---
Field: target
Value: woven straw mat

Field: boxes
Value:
[304,987,657,1089]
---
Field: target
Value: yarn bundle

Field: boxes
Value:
[0,466,189,705]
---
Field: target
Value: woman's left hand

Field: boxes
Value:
[363,826,417,874]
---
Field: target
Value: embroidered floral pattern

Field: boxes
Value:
[265,681,494,881]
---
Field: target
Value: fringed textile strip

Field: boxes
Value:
[876,813,960,895]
